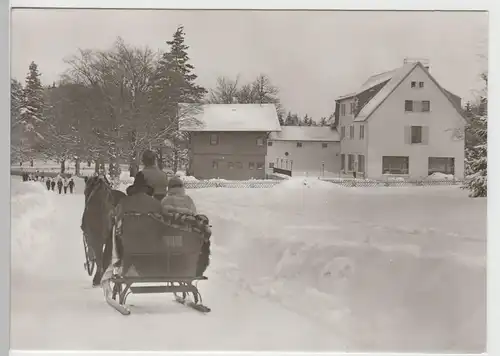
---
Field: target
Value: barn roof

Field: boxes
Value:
[178,103,282,132]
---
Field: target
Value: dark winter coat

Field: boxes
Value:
[57,180,63,188]
[139,166,168,197]
[69,179,75,188]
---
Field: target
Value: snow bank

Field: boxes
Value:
[11,180,56,280]
[194,185,485,352]
[274,177,343,190]
[426,172,455,181]
[180,175,199,182]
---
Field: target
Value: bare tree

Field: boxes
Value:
[207,76,241,104]
[61,38,161,179]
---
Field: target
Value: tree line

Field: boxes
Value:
[11,25,333,179]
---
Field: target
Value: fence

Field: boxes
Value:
[320,177,463,187]
[182,180,283,189]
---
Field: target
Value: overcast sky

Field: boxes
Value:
[11,9,488,119]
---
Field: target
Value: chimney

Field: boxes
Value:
[404,57,430,71]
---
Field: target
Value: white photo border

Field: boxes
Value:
[3,1,497,356]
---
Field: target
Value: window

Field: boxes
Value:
[296,142,303,148]
[341,126,346,139]
[419,81,424,88]
[411,126,422,144]
[411,81,416,88]
[405,100,413,112]
[350,102,355,114]
[228,162,234,169]
[340,154,345,171]
[256,163,264,170]
[256,137,265,146]
[268,162,274,169]
[249,162,255,170]
[267,141,273,147]
[212,160,219,169]
[428,157,455,175]
[349,125,354,139]
[235,162,243,169]
[341,103,346,116]
[322,143,328,148]
[359,125,365,139]
[358,155,365,173]
[210,134,219,145]
[348,154,355,171]
[405,100,430,113]
[382,156,409,175]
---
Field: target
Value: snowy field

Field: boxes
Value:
[10,176,486,352]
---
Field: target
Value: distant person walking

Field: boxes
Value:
[69,178,75,194]
[50,180,56,191]
[45,178,51,191]
[57,178,63,194]
[136,149,168,201]
[63,177,69,194]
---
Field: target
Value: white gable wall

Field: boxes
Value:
[366,66,465,179]
[338,98,369,175]
[266,140,341,176]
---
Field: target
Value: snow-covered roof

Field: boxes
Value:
[179,103,282,132]
[335,62,465,123]
[357,69,398,94]
[354,63,416,122]
[269,126,340,142]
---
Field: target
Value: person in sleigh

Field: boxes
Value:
[161,176,212,276]
[100,172,163,286]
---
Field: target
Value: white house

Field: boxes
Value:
[334,60,466,180]
[266,126,341,176]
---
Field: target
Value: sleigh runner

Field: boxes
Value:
[102,211,211,315]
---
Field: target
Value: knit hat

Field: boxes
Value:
[168,175,184,189]
[126,171,154,196]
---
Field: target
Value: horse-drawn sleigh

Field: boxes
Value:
[81,174,211,316]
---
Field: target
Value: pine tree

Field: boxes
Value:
[152,25,207,173]
[277,111,284,126]
[292,113,301,126]
[19,61,46,159]
[11,79,25,162]
[463,73,487,198]
[463,115,487,197]
[284,111,294,126]
[319,117,328,126]
[303,114,311,126]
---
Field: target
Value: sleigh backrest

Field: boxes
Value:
[119,213,203,278]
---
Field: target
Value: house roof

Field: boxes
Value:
[336,62,466,124]
[178,103,282,132]
[269,126,340,142]
[354,63,417,122]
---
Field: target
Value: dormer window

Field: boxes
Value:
[411,81,416,88]
[419,81,424,88]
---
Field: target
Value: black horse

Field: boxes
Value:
[81,175,126,286]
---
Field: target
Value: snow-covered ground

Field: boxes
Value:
[10,176,486,352]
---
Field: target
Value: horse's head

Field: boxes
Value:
[84,174,112,203]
